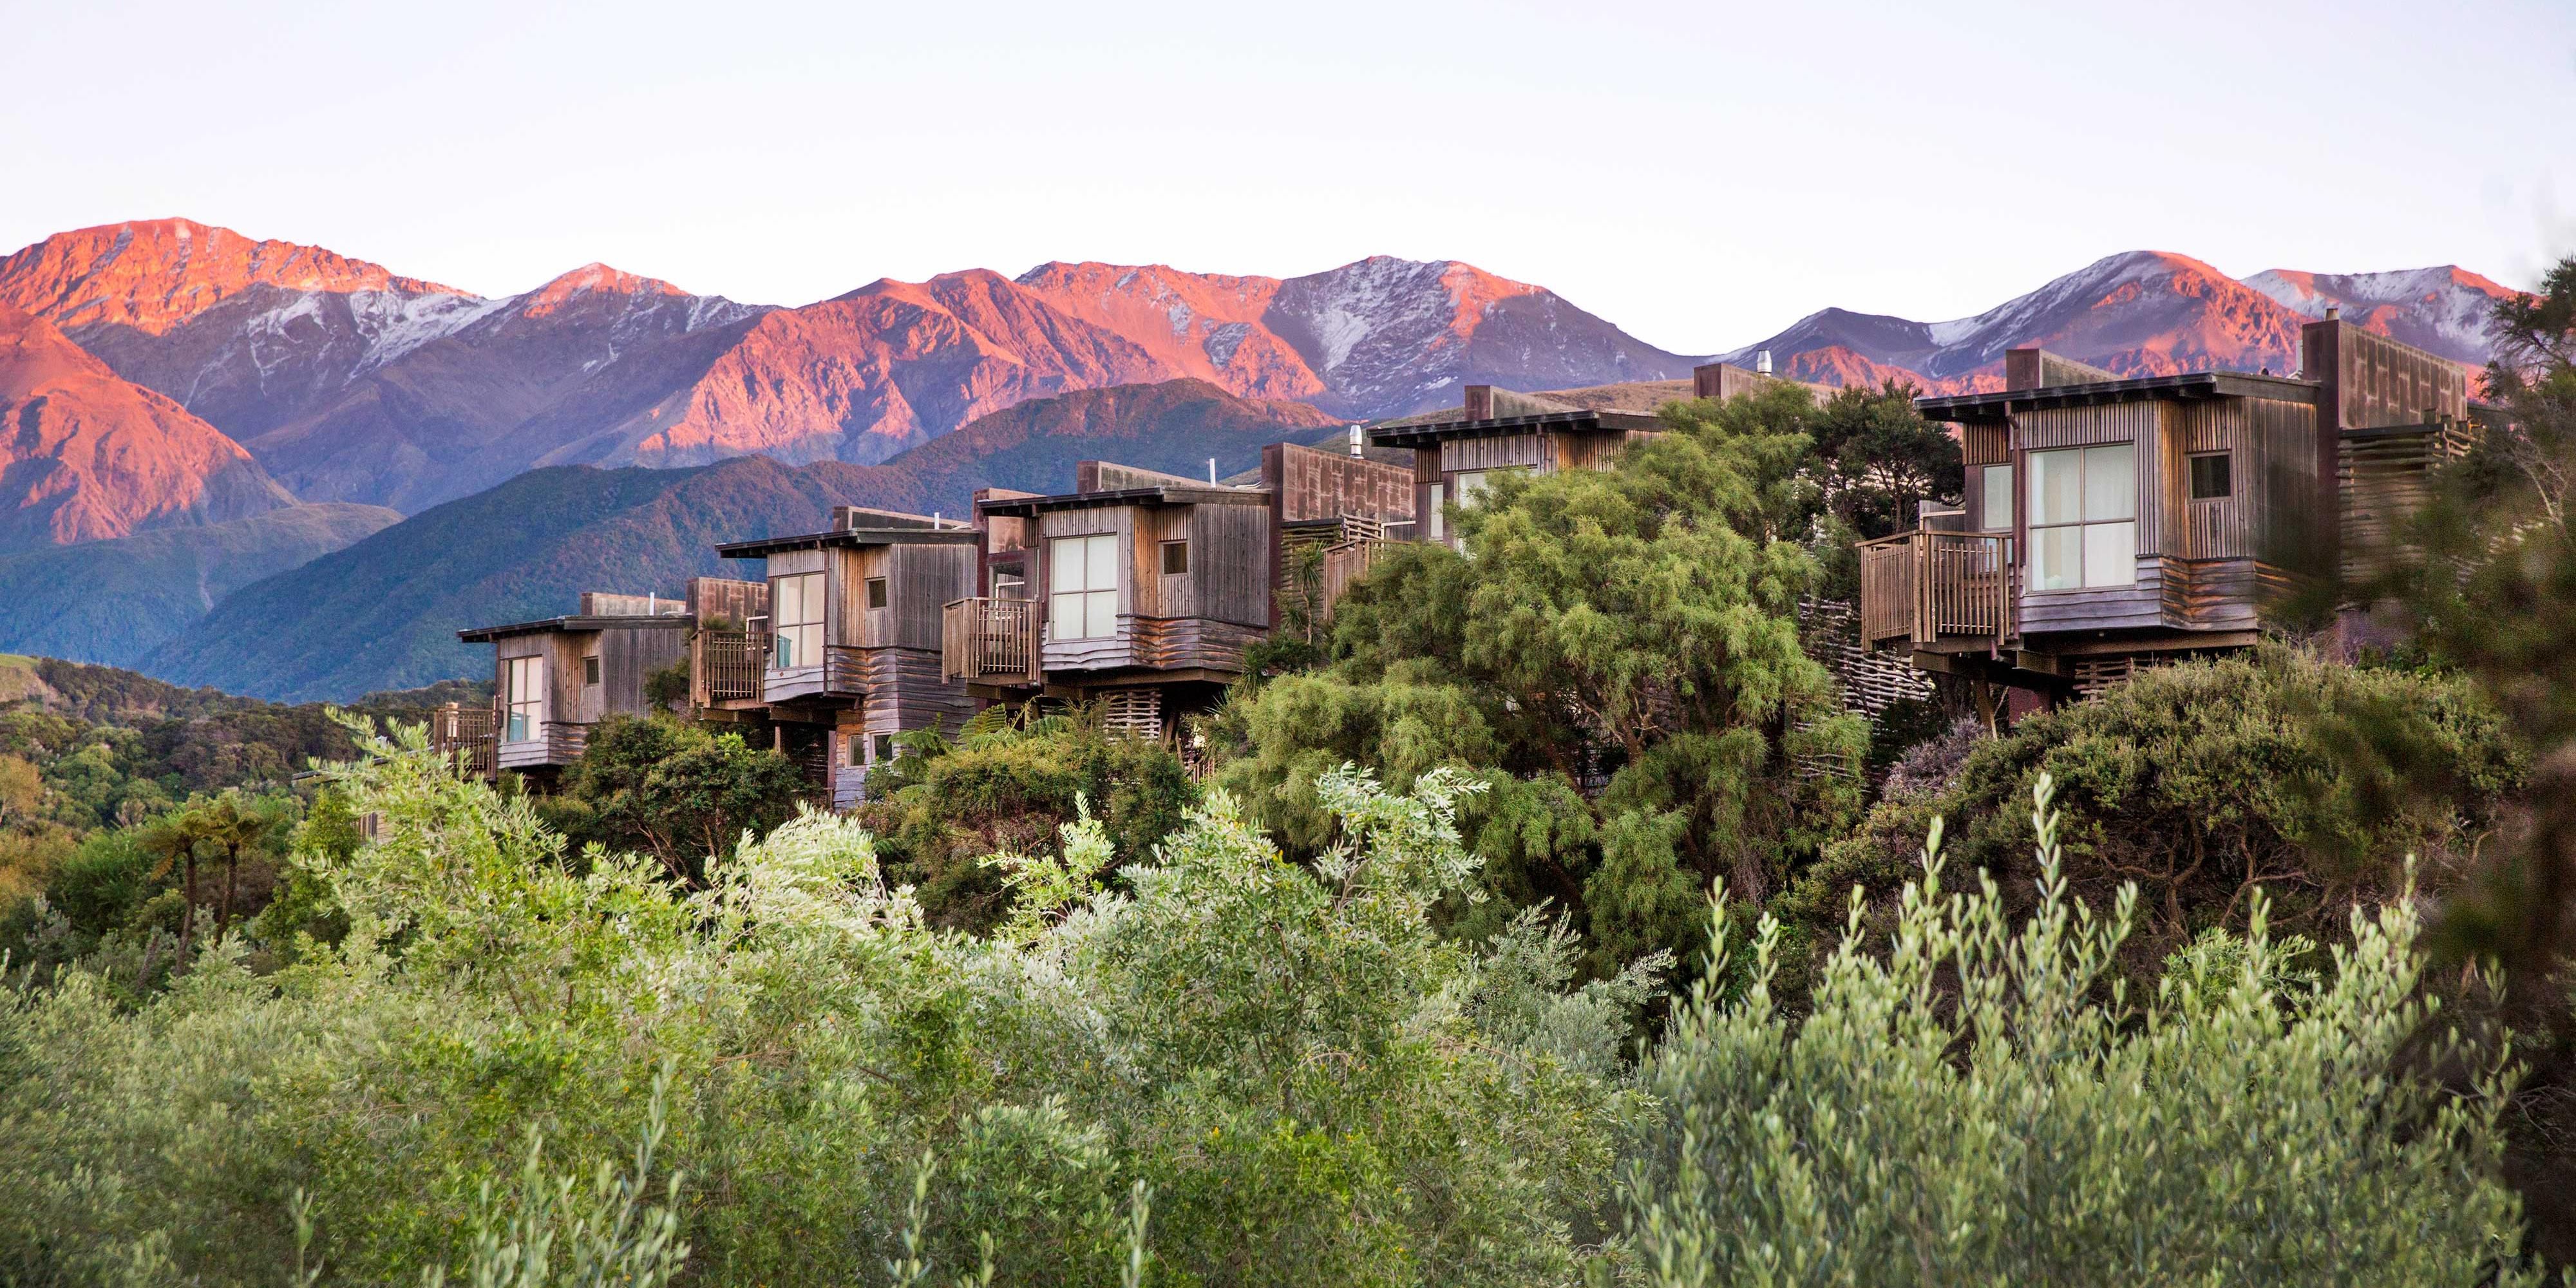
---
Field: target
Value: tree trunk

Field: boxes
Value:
[218,844,240,936]
[176,854,198,964]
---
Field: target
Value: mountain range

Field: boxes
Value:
[0,216,2526,698]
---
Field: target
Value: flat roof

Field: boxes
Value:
[975,484,1269,519]
[458,613,690,643]
[1916,371,2320,424]
[715,525,984,559]
[1368,408,1663,449]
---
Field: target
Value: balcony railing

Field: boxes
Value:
[1858,530,2014,649]
[942,597,1042,685]
[427,701,498,779]
[696,629,768,704]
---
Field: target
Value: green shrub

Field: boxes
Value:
[1625,777,2541,1286]
[855,708,1197,931]
[541,714,807,883]
[0,723,1645,1285]
[1789,646,2520,986]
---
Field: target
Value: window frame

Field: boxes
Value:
[772,571,825,669]
[2188,451,2234,502]
[2025,443,2137,592]
[865,576,889,610]
[504,655,545,744]
[873,734,895,762]
[582,654,601,687]
[1159,538,1189,576]
[1048,533,1120,641]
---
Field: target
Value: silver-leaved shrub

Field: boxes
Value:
[1622,775,2541,1287]
[0,721,1653,1287]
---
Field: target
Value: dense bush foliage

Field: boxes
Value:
[1786,647,2521,985]
[1625,779,2541,1285]
[0,726,2550,1283]
[538,714,808,884]
[855,706,1198,931]
[0,725,1654,1285]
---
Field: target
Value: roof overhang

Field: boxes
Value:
[457,614,690,643]
[975,486,1269,520]
[1916,372,2320,425]
[715,526,985,559]
[1367,408,1662,449]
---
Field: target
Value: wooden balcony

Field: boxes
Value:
[1858,530,2014,649]
[694,629,768,705]
[427,701,497,779]
[942,597,1043,685]
[762,643,869,704]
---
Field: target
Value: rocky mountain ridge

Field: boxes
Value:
[1725,250,2514,393]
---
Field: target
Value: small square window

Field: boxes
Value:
[1160,540,1189,575]
[866,576,889,609]
[871,734,895,762]
[582,655,601,686]
[2189,452,2233,501]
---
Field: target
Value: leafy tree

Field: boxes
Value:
[2320,252,2576,1260]
[1806,378,1964,542]
[1215,387,1869,976]
[543,715,808,884]
[135,811,206,963]
[1624,777,2542,1285]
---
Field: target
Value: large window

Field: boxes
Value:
[2028,444,2134,591]
[772,571,824,668]
[1050,534,1119,640]
[504,655,545,743]
[1980,463,2013,531]
[1424,483,1446,541]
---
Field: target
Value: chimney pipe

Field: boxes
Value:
[2325,305,2340,321]
[1208,457,1217,484]
[1756,349,1774,375]
[1348,424,1365,457]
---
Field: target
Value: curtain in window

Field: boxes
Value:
[2027,444,2134,591]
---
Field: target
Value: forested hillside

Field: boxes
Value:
[0,504,399,667]
[142,457,927,701]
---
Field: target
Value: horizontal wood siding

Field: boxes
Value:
[498,721,587,769]
[1128,616,1264,673]
[1043,621,1136,672]
[2020,553,2164,635]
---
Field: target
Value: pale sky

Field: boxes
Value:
[6,0,2572,355]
